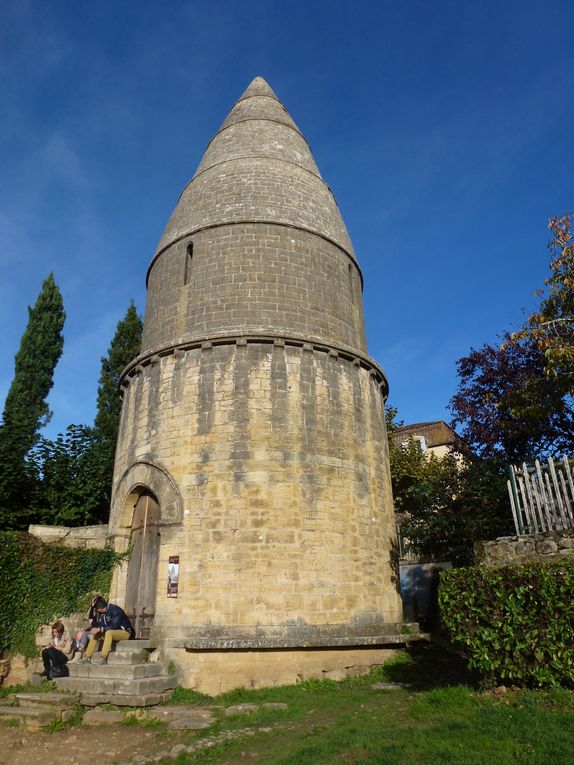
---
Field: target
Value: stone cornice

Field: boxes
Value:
[119,332,389,399]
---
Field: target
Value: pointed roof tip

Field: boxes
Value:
[238,76,278,101]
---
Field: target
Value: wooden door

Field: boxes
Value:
[125,492,161,639]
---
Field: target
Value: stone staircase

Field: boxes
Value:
[54,639,177,706]
[0,691,79,729]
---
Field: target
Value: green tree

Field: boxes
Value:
[94,302,143,445]
[449,334,573,463]
[90,302,142,518]
[29,425,108,526]
[0,274,65,528]
[30,302,143,526]
[511,211,574,386]
[387,409,512,564]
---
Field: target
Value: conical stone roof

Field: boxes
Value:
[153,77,355,264]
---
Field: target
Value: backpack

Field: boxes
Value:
[49,663,69,679]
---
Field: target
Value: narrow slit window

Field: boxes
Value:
[184,243,193,285]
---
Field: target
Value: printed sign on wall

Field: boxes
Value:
[167,555,179,597]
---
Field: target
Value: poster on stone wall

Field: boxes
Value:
[167,555,179,597]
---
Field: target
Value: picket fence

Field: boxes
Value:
[508,455,574,536]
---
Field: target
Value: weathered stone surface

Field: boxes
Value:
[83,709,124,725]
[476,529,574,567]
[14,692,78,707]
[168,717,213,730]
[79,691,172,707]
[3,654,42,687]
[55,673,176,696]
[224,703,259,716]
[0,705,57,727]
[28,524,109,550]
[105,76,406,694]
[146,705,214,722]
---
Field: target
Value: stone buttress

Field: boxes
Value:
[107,78,415,693]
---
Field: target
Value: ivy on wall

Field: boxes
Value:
[439,560,574,688]
[0,531,123,659]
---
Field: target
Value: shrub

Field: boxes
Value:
[0,531,122,658]
[439,560,574,688]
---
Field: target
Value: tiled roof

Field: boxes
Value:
[391,420,459,449]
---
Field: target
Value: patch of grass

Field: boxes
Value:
[0,680,58,699]
[45,704,85,733]
[123,714,166,729]
[170,687,212,705]
[160,643,574,765]
[1,718,21,728]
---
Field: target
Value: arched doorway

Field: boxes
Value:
[125,489,161,638]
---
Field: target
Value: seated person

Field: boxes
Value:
[84,597,133,663]
[72,596,99,659]
[40,621,73,678]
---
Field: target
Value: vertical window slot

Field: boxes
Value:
[184,243,193,285]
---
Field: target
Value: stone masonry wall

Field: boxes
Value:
[142,224,365,354]
[28,524,109,549]
[475,528,574,567]
[109,341,402,641]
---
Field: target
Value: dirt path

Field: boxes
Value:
[0,722,186,765]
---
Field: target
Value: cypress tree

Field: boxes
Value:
[0,274,66,528]
[90,302,142,519]
[94,302,143,442]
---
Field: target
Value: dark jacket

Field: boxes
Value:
[96,604,132,634]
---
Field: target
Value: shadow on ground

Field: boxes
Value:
[383,637,479,691]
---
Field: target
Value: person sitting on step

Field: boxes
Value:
[71,595,99,661]
[83,596,133,664]
[40,621,73,678]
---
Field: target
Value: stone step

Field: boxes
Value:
[68,662,164,680]
[14,692,79,708]
[107,650,149,665]
[116,640,157,652]
[80,691,172,707]
[0,705,58,728]
[146,705,216,724]
[54,673,177,696]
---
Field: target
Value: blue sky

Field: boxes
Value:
[1,0,573,439]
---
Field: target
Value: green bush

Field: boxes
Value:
[439,559,574,688]
[0,531,122,659]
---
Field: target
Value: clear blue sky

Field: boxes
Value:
[1,0,573,439]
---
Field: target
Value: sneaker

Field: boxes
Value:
[91,655,107,665]
[69,651,83,663]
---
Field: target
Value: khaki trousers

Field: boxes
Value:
[85,629,130,658]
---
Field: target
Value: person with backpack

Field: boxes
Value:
[83,596,133,664]
[40,621,73,679]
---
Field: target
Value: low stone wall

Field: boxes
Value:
[475,528,574,567]
[166,646,397,695]
[28,524,109,549]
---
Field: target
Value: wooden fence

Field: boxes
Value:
[508,455,574,536]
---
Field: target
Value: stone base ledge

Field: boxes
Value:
[171,632,428,651]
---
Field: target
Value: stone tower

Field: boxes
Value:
[108,77,409,693]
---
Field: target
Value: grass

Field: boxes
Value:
[45,703,85,733]
[162,643,574,765]
[0,680,58,699]
[122,714,166,729]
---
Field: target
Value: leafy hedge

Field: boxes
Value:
[0,531,122,659]
[439,560,574,688]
